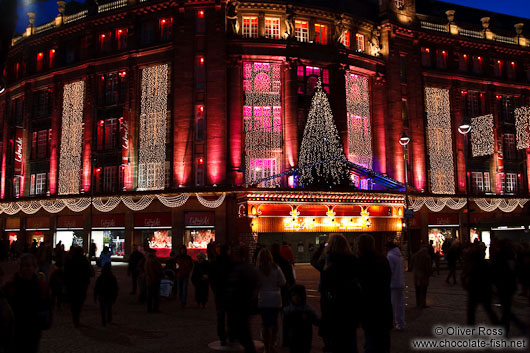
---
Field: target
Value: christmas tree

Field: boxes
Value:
[298,79,350,187]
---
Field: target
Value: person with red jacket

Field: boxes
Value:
[175,245,194,307]
[280,242,295,265]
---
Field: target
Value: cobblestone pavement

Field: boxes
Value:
[1,261,529,353]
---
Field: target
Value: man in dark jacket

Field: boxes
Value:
[210,244,232,345]
[358,235,393,353]
[128,245,144,295]
[4,254,51,353]
[64,246,93,327]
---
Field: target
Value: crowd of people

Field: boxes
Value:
[0,234,529,353]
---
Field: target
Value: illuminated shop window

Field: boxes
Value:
[341,30,351,48]
[295,20,309,42]
[296,65,330,95]
[356,33,364,52]
[242,16,258,38]
[265,17,280,39]
[314,24,328,45]
[242,62,282,187]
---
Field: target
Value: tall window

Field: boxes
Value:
[264,17,280,39]
[96,118,119,151]
[99,73,126,106]
[500,96,514,123]
[472,56,483,74]
[33,90,52,119]
[314,24,327,45]
[29,173,47,196]
[116,29,128,50]
[464,91,482,119]
[195,55,206,90]
[103,166,117,193]
[421,47,431,67]
[505,173,517,193]
[243,62,282,187]
[399,55,407,83]
[436,50,447,69]
[494,59,503,77]
[195,105,205,141]
[159,18,173,41]
[356,34,365,52]
[297,66,330,95]
[140,21,154,46]
[49,49,55,69]
[341,30,351,49]
[504,134,516,160]
[99,32,112,53]
[507,61,516,80]
[31,129,49,159]
[196,10,205,33]
[242,17,258,38]
[195,158,204,186]
[471,172,491,194]
[295,21,309,42]
[458,53,468,71]
[36,52,44,72]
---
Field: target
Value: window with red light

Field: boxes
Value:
[463,91,483,119]
[49,49,55,68]
[341,30,351,49]
[36,52,44,72]
[96,118,119,151]
[499,96,515,123]
[295,20,309,42]
[98,73,126,105]
[356,34,364,52]
[436,50,447,69]
[458,53,468,71]
[421,47,431,67]
[472,56,482,74]
[195,158,204,186]
[507,61,516,79]
[195,105,205,141]
[195,56,206,90]
[494,59,503,77]
[99,32,112,53]
[264,17,280,39]
[297,65,330,95]
[196,10,206,33]
[31,129,49,159]
[159,18,173,41]
[242,17,258,38]
[116,28,128,50]
[471,172,490,194]
[314,24,328,45]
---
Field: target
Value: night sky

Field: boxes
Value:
[13,0,530,34]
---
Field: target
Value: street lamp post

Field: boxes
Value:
[399,132,411,268]
[458,120,472,243]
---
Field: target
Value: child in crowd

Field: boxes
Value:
[283,285,319,353]
[94,262,119,326]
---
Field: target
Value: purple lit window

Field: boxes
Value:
[297,65,330,95]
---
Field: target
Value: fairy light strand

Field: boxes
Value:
[425,87,455,194]
[515,106,530,150]
[346,73,372,169]
[243,62,282,187]
[471,114,494,157]
[138,64,169,191]
[58,81,85,195]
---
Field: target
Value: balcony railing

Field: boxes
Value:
[420,21,448,33]
[494,34,516,45]
[64,10,88,24]
[34,21,55,35]
[98,0,128,13]
[459,28,483,39]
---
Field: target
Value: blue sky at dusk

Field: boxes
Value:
[14,0,530,33]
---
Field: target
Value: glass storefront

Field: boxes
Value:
[428,227,459,255]
[185,228,214,259]
[55,230,84,250]
[142,230,172,258]
[91,230,125,258]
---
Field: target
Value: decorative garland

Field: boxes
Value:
[474,198,528,213]
[411,197,528,213]
[0,193,226,215]
[196,193,226,208]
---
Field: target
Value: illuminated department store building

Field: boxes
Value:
[1,0,530,260]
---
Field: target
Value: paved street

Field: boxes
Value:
[1,261,529,353]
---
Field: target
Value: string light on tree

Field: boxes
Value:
[471,114,494,157]
[58,81,85,195]
[424,87,455,194]
[515,106,530,150]
[138,64,169,190]
[243,62,282,187]
[346,72,372,169]
[298,79,350,187]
